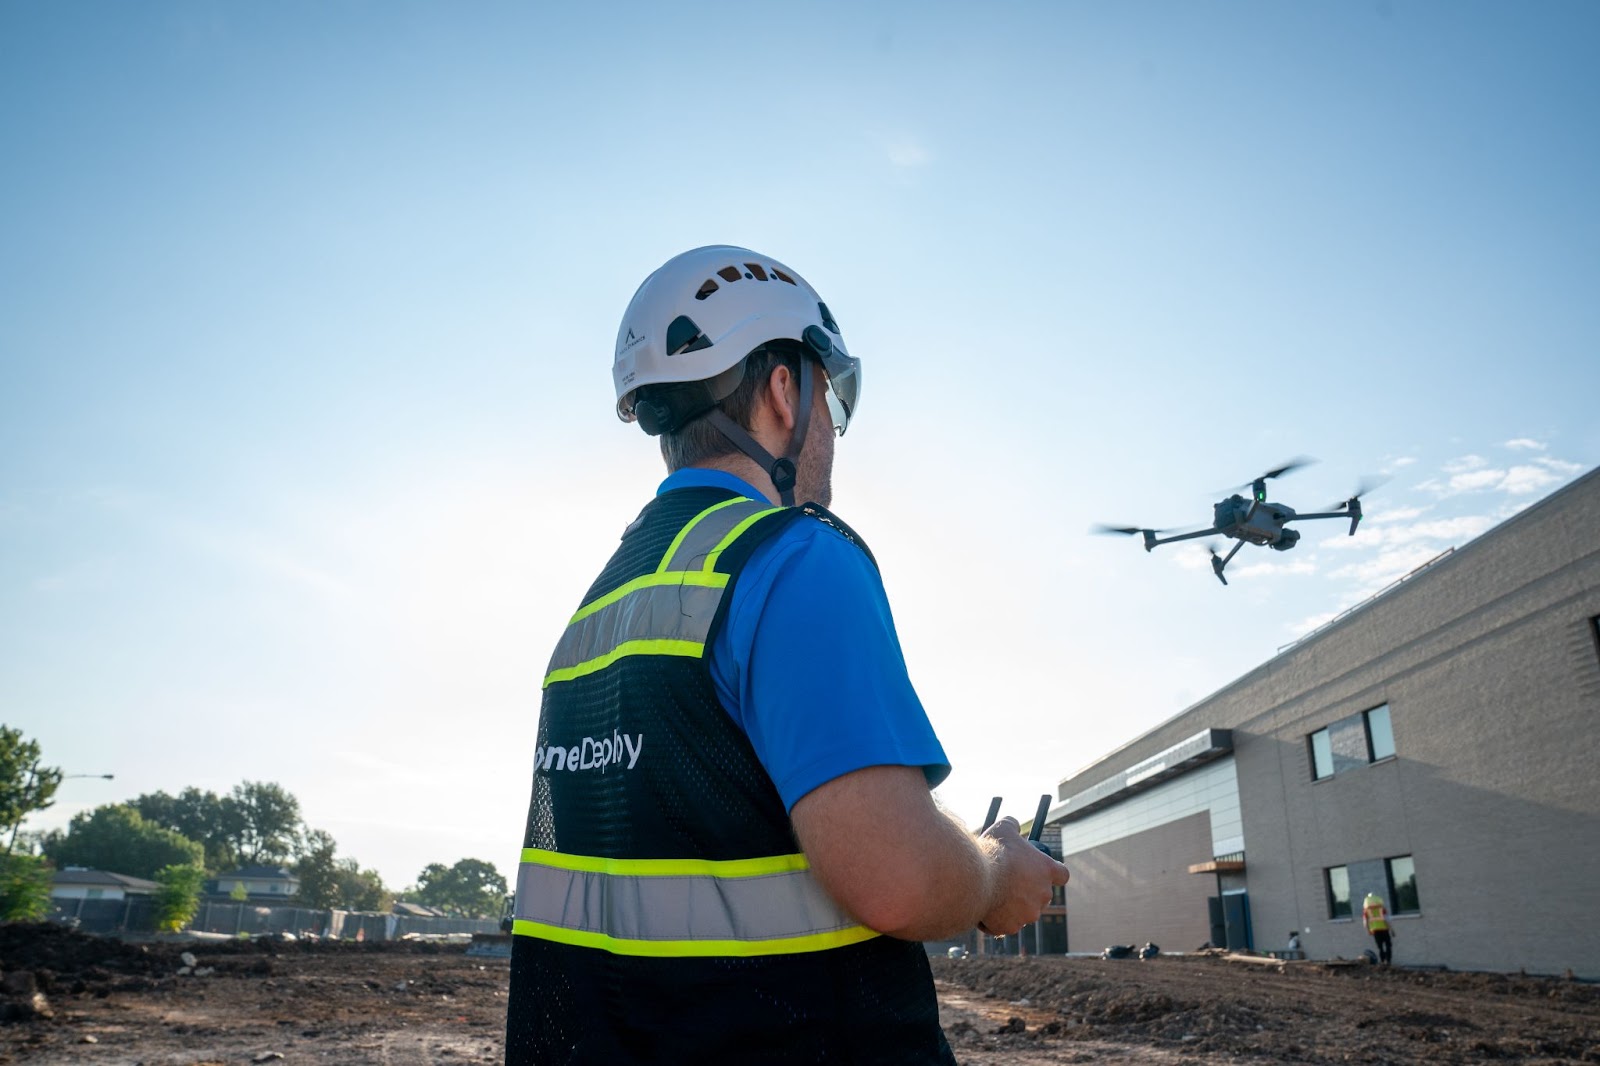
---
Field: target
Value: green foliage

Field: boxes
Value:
[131,787,244,873]
[1,726,62,848]
[132,780,303,872]
[42,804,204,881]
[227,781,301,866]
[415,858,508,918]
[293,828,390,911]
[0,854,55,920]
[293,830,341,909]
[153,863,205,933]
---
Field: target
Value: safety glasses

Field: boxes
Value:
[803,324,860,436]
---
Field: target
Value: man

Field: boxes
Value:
[1363,892,1394,965]
[505,246,1069,1064]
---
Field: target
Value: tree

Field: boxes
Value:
[153,863,205,933]
[1,726,62,855]
[0,854,54,920]
[42,804,204,880]
[293,830,342,909]
[226,781,301,866]
[294,829,391,911]
[415,858,508,918]
[333,859,391,912]
[131,787,244,873]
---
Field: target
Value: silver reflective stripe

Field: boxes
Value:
[515,860,863,945]
[546,582,724,678]
[659,498,782,573]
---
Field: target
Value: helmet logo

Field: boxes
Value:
[620,327,647,355]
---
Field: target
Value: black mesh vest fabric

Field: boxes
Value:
[505,487,953,1065]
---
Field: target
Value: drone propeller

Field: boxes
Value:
[1091,523,1206,538]
[1258,456,1317,482]
[1323,474,1390,510]
[1203,542,1229,585]
[1215,456,1317,497]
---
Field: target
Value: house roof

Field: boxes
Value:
[392,901,448,918]
[51,868,161,892]
[217,865,298,881]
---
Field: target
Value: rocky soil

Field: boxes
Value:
[3,922,1597,1064]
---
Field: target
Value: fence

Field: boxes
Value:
[47,897,499,940]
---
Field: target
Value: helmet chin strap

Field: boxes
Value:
[705,358,813,507]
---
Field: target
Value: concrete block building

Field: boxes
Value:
[1045,465,1600,977]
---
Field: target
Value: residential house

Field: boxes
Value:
[50,867,160,901]
[213,865,301,900]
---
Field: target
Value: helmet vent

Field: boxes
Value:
[771,269,797,286]
[665,315,711,356]
[716,266,742,283]
[694,279,719,301]
[818,302,840,333]
[745,262,768,280]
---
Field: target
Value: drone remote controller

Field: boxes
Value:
[981,794,1055,856]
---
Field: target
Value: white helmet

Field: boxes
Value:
[613,245,860,437]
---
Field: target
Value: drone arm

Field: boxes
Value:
[1212,540,1246,586]
[1148,527,1224,548]
[1293,498,1364,535]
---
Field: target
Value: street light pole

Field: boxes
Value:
[4,770,114,859]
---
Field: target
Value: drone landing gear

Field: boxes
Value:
[1210,541,1245,585]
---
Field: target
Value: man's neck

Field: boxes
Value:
[690,455,782,505]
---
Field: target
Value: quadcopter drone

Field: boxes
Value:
[1095,459,1376,585]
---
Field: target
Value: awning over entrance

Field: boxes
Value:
[1188,857,1246,874]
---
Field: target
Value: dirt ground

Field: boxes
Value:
[2,923,1597,1065]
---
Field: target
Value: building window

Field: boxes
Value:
[1386,855,1420,914]
[86,888,104,900]
[1309,729,1334,780]
[1326,866,1352,919]
[1365,704,1395,761]
[1310,703,1396,780]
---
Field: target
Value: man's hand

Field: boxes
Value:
[790,765,1071,942]
[975,816,1071,936]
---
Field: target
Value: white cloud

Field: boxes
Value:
[1320,513,1494,551]
[1227,557,1318,580]
[1504,438,1546,451]
[1329,544,1452,590]
[1443,455,1487,474]
[1370,506,1427,523]
[1499,464,1567,495]
[1384,456,1417,469]
[1420,455,1581,498]
[886,138,932,168]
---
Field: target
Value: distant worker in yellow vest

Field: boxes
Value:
[1362,892,1395,965]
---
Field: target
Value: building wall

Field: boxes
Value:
[1053,467,1600,977]
[1061,811,1217,953]
[1058,757,1243,858]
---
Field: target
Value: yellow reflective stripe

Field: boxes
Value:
[567,569,728,626]
[513,918,880,958]
[656,497,747,575]
[542,638,702,688]
[701,507,784,573]
[520,847,809,879]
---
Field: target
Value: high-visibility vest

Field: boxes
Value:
[1364,898,1389,932]
[505,486,951,1065]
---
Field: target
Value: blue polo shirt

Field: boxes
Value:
[657,468,950,810]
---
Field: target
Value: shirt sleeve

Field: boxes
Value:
[709,518,950,811]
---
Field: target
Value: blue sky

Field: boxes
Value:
[3,2,1596,890]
